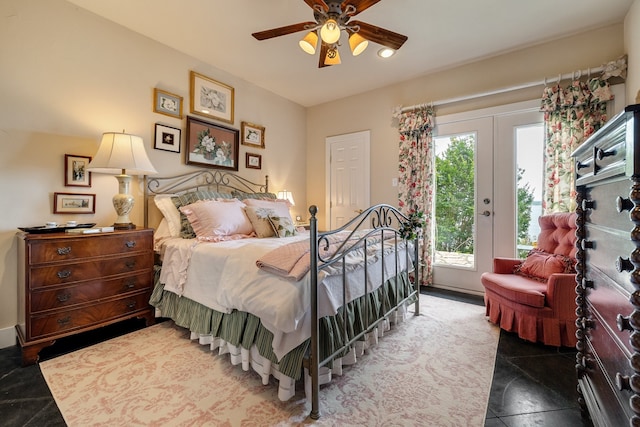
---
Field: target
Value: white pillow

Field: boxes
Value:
[179,199,254,241]
[154,194,181,237]
[245,206,276,238]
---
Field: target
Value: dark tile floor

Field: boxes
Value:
[0,290,594,427]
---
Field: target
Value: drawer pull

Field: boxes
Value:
[57,316,71,326]
[580,318,595,330]
[581,240,594,250]
[125,241,136,248]
[596,147,616,160]
[576,161,590,170]
[581,199,595,210]
[57,246,72,255]
[124,280,136,289]
[57,270,72,279]
[616,257,634,273]
[125,261,136,269]
[582,278,594,289]
[616,196,634,213]
[617,314,633,332]
[126,301,137,310]
[56,292,71,303]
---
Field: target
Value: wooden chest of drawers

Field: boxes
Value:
[572,104,640,426]
[15,228,155,365]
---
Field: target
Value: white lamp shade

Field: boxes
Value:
[299,31,318,55]
[87,132,157,175]
[320,19,341,44]
[349,32,368,56]
[277,190,295,206]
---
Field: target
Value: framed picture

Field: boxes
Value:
[186,116,239,171]
[54,192,96,214]
[153,88,183,119]
[246,152,262,170]
[190,71,234,124]
[154,123,181,153]
[241,122,265,149]
[64,154,92,187]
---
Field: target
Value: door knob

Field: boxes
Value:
[354,209,363,214]
[480,210,491,217]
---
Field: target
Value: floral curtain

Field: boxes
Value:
[395,107,435,285]
[540,78,614,213]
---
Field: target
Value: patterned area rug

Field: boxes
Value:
[40,295,499,426]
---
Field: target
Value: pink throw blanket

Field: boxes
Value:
[256,230,393,281]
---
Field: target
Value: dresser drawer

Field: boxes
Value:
[28,252,153,288]
[27,231,152,264]
[582,178,633,233]
[30,271,152,312]
[27,291,151,340]
[583,226,634,295]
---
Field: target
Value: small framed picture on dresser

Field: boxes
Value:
[54,192,96,214]
[64,154,92,187]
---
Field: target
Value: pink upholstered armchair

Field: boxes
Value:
[481,213,577,347]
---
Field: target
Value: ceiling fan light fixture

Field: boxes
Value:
[299,31,318,55]
[349,32,368,56]
[320,18,341,44]
[377,47,396,58]
[324,47,341,65]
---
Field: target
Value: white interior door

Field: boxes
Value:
[432,117,493,294]
[326,131,370,229]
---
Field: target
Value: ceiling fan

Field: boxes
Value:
[251,0,408,68]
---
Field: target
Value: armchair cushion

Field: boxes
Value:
[514,249,575,282]
[481,272,547,308]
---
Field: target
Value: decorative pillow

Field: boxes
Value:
[267,214,298,237]
[245,206,277,238]
[178,199,254,241]
[154,194,181,237]
[243,199,297,237]
[514,249,575,282]
[172,190,234,238]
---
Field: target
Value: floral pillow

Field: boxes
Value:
[267,214,297,238]
[245,206,277,238]
[514,249,575,282]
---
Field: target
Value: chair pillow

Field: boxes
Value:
[514,249,575,282]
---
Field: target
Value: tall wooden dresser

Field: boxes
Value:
[16,228,155,366]
[573,103,640,426]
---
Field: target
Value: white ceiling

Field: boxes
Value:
[65,0,633,107]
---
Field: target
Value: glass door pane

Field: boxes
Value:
[434,133,476,269]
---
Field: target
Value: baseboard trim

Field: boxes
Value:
[0,326,17,349]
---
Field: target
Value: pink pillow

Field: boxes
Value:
[514,249,575,281]
[179,199,254,241]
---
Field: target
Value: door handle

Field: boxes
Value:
[354,209,363,214]
[480,210,491,217]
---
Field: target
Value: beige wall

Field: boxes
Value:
[626,0,640,102]
[306,23,628,229]
[0,0,306,343]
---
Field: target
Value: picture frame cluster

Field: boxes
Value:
[152,71,266,170]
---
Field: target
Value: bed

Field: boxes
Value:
[144,169,420,419]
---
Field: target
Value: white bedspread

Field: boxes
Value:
[158,231,410,359]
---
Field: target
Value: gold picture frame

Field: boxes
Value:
[190,71,234,124]
[153,88,183,119]
[241,121,265,149]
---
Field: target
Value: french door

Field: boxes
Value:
[432,101,542,295]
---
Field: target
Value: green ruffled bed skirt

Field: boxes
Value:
[150,267,416,380]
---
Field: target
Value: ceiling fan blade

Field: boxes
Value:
[318,42,331,68]
[252,22,317,40]
[304,0,328,12]
[350,20,407,50]
[341,0,381,15]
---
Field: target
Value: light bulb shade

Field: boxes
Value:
[299,31,318,55]
[349,32,368,56]
[324,48,341,65]
[87,132,157,175]
[320,19,341,44]
[277,190,295,207]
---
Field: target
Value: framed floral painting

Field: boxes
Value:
[185,116,239,171]
[153,88,183,119]
[189,71,234,124]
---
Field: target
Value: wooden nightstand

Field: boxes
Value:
[15,228,155,366]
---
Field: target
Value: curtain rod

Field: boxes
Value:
[400,64,608,113]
